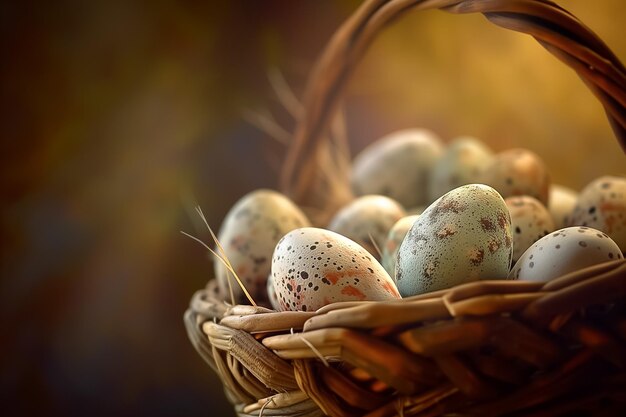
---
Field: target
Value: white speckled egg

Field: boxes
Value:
[568,176,626,252]
[479,148,550,205]
[505,196,555,263]
[381,215,421,279]
[397,184,513,296]
[216,189,310,304]
[351,129,444,207]
[271,228,401,311]
[548,184,578,229]
[509,226,623,282]
[328,195,406,260]
[266,273,281,311]
[428,136,494,201]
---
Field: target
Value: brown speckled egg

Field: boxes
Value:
[509,226,622,282]
[397,184,513,296]
[272,228,401,311]
[351,129,444,208]
[328,195,406,260]
[428,136,494,201]
[381,215,421,279]
[215,189,310,304]
[479,148,550,205]
[568,176,626,252]
[505,196,555,263]
[549,184,578,229]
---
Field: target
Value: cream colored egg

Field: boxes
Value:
[505,196,555,263]
[215,189,310,304]
[328,195,406,260]
[479,148,550,205]
[381,215,421,279]
[568,176,626,252]
[397,184,513,296]
[351,129,444,207]
[509,226,623,282]
[428,136,494,201]
[548,184,578,229]
[272,228,401,311]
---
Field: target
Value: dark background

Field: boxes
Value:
[1,1,624,416]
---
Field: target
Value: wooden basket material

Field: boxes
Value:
[185,1,626,416]
[186,260,626,416]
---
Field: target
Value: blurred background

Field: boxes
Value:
[1,0,624,416]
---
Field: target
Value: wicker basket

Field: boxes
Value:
[185,1,626,416]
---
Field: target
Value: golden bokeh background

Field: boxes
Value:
[1,1,624,416]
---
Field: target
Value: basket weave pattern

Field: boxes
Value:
[186,260,626,416]
[185,1,626,416]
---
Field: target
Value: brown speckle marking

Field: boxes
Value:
[480,217,496,232]
[469,248,485,266]
[497,212,509,229]
[488,239,502,254]
[423,260,440,279]
[341,285,366,300]
[436,226,457,239]
[429,197,466,222]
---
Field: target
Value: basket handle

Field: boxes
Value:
[281,0,626,222]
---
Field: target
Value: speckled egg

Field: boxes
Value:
[505,196,555,263]
[328,195,406,260]
[509,226,623,282]
[549,184,578,229]
[381,215,421,279]
[396,184,513,296]
[479,148,550,205]
[215,189,311,304]
[428,136,494,201]
[568,176,626,252]
[351,129,444,208]
[271,228,401,311]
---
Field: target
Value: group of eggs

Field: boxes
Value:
[213,129,626,312]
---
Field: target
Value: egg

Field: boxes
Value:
[215,189,310,304]
[505,196,555,263]
[509,226,623,282]
[381,215,421,279]
[328,195,406,260]
[351,128,444,208]
[479,148,550,205]
[396,184,513,296]
[548,184,578,229]
[568,176,626,252]
[428,136,494,201]
[271,227,401,311]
